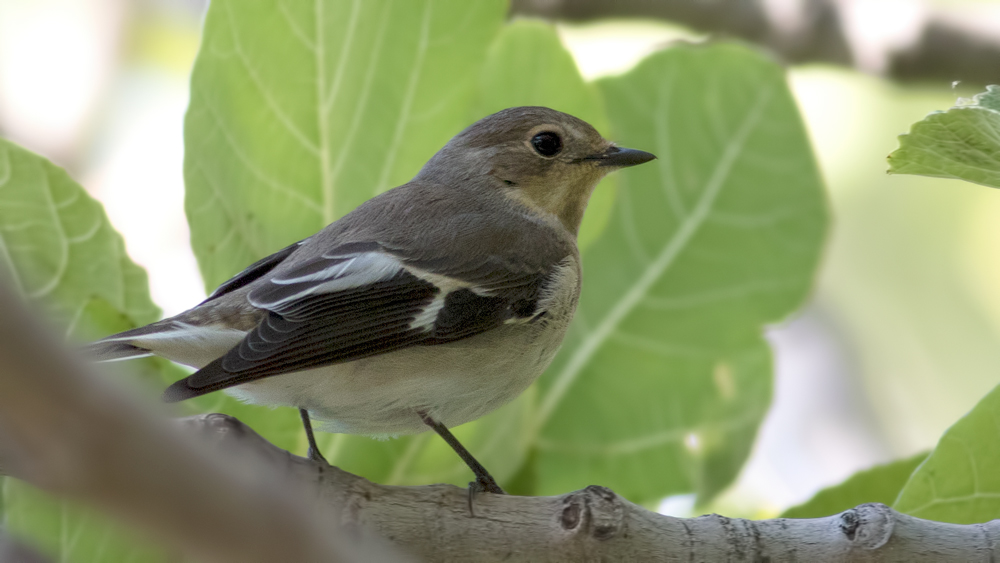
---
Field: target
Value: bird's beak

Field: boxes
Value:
[583,145,657,167]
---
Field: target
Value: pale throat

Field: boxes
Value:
[504,178,601,237]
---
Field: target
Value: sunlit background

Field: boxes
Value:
[2,0,998,519]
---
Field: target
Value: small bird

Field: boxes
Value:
[88,106,655,494]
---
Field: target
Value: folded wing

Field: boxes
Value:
[163,243,548,401]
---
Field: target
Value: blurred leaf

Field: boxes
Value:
[888,85,1000,188]
[528,43,828,504]
[2,484,173,563]
[0,139,169,561]
[476,19,615,251]
[894,383,1000,524]
[183,0,518,477]
[975,85,1000,111]
[781,453,927,519]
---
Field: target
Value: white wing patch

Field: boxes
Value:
[255,252,403,308]
[410,292,447,331]
[404,270,477,332]
[270,255,360,284]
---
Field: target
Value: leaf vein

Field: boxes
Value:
[372,1,433,196]
[535,85,775,429]
[223,1,320,157]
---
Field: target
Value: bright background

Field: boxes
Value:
[1,0,997,517]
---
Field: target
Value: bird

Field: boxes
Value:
[87,106,656,495]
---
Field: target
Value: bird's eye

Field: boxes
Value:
[531,131,562,157]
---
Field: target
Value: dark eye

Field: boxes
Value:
[531,131,562,157]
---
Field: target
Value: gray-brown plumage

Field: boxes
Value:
[89,106,655,493]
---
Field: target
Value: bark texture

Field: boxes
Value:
[181,414,1000,563]
[511,0,1000,85]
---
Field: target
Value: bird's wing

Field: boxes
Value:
[163,240,552,401]
[201,240,302,303]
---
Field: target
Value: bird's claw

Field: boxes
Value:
[466,476,505,517]
[473,476,505,495]
[307,446,328,465]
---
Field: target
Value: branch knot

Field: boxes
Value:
[559,486,625,541]
[841,503,894,550]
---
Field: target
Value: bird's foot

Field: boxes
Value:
[472,475,505,495]
[466,475,505,517]
[299,408,329,465]
[307,445,329,465]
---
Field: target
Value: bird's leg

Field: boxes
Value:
[299,408,328,464]
[419,412,505,497]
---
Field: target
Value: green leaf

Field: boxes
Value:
[0,139,170,561]
[0,139,160,333]
[185,0,507,288]
[974,85,1000,112]
[887,85,1000,188]
[182,0,517,479]
[894,383,1000,524]
[529,43,828,504]
[475,19,615,250]
[2,483,173,563]
[781,453,927,519]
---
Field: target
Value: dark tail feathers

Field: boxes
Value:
[162,377,201,403]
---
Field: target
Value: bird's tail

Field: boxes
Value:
[82,322,171,362]
[83,338,153,362]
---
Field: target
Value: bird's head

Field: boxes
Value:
[416,106,656,236]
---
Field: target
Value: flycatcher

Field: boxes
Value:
[89,106,656,494]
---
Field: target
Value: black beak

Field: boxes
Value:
[584,146,657,167]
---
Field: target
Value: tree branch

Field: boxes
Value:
[146,414,1000,563]
[510,0,1000,85]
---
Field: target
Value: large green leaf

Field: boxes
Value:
[894,383,1000,524]
[185,0,507,287]
[0,139,169,561]
[888,85,1000,188]
[527,44,828,504]
[781,453,927,519]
